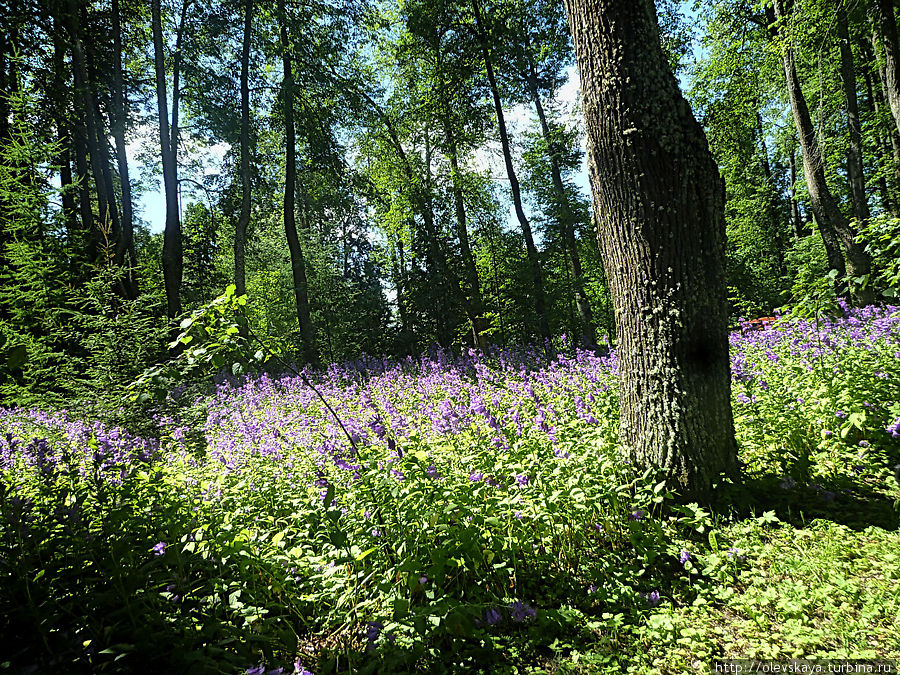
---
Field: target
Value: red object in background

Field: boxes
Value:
[746,317,776,332]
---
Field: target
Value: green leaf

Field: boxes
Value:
[6,344,26,370]
[355,546,378,562]
[392,598,410,619]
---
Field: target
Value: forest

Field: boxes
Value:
[1,0,899,672]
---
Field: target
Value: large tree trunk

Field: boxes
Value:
[277,0,318,364]
[472,0,551,344]
[875,0,900,137]
[564,0,738,499]
[111,0,136,297]
[837,5,871,228]
[151,0,183,320]
[235,0,252,299]
[443,118,488,349]
[525,59,596,347]
[769,2,874,306]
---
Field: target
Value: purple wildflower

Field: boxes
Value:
[629,509,645,521]
[365,621,383,650]
[886,418,900,439]
[484,607,503,625]
[151,542,166,556]
[509,601,537,622]
[679,550,691,565]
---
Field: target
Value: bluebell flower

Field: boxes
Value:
[509,601,536,622]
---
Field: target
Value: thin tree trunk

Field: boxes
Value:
[525,60,596,346]
[80,4,122,252]
[51,16,77,242]
[72,117,93,251]
[837,5,871,227]
[111,0,136,297]
[755,111,787,274]
[235,0,252,299]
[396,236,414,352]
[564,0,738,499]
[472,0,551,344]
[356,84,482,351]
[861,50,898,216]
[870,30,900,191]
[875,0,900,137]
[89,93,123,257]
[769,2,874,305]
[170,0,191,164]
[443,118,488,348]
[151,0,182,320]
[277,0,318,364]
[66,0,116,254]
[426,130,455,346]
[789,149,804,237]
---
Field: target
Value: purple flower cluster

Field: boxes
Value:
[0,408,158,485]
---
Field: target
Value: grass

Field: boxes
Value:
[1,306,899,673]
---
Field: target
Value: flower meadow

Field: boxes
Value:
[1,307,899,673]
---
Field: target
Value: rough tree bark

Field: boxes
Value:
[769,1,874,305]
[235,0,252,299]
[472,0,551,344]
[563,0,738,499]
[151,0,183,320]
[277,0,318,364]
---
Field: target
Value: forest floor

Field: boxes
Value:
[1,307,899,673]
